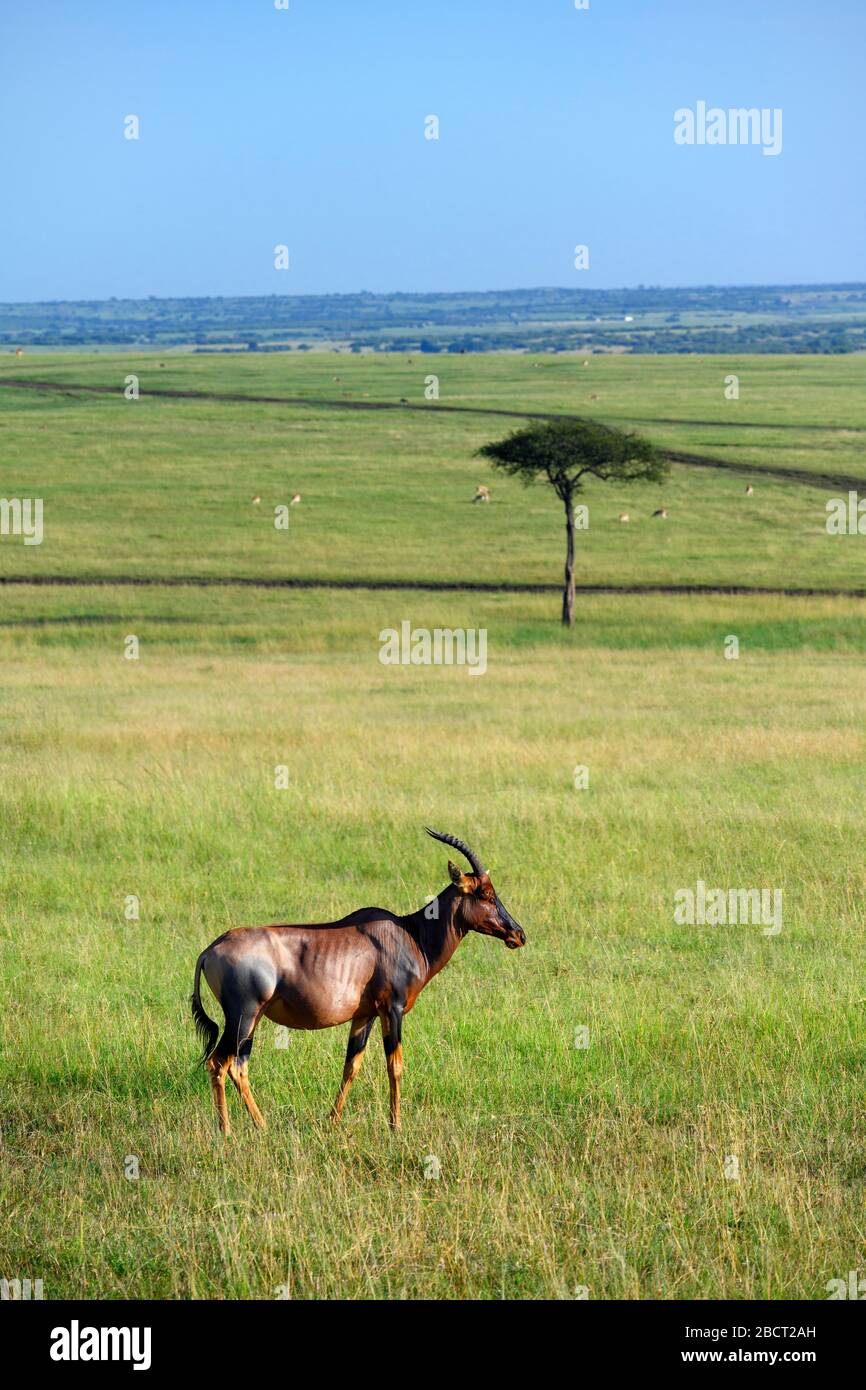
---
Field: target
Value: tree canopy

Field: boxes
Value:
[476,418,667,503]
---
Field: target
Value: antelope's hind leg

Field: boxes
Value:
[226,1011,267,1130]
[381,1008,404,1131]
[206,1055,231,1136]
[331,1015,374,1123]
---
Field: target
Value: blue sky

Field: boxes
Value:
[1,0,863,300]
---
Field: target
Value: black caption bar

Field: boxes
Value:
[2,1298,859,1376]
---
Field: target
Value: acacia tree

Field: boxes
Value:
[477,419,667,626]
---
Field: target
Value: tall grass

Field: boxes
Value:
[2,590,864,1298]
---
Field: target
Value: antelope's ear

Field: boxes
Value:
[448,860,472,891]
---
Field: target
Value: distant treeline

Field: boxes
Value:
[1,284,864,354]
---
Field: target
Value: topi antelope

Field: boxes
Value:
[191,828,526,1134]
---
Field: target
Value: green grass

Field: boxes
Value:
[1,353,865,1299]
[1,351,866,590]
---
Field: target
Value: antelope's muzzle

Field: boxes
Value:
[497,899,526,949]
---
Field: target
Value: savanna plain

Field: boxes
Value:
[0,350,864,1298]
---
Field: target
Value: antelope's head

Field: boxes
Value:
[426,827,526,950]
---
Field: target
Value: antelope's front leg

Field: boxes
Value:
[331,1015,374,1123]
[381,1008,404,1131]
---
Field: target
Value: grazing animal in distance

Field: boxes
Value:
[582,360,590,368]
[618,513,630,523]
[589,393,600,401]
[473,484,491,503]
[190,829,526,1134]
[745,485,754,496]
[290,493,301,506]
[400,397,409,404]
[251,496,261,505]
[652,508,668,518]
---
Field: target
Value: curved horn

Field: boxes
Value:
[425,827,486,877]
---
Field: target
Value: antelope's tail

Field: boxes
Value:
[191,952,219,1064]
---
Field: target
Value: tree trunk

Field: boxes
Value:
[562,497,575,626]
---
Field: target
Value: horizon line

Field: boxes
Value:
[2,280,865,310]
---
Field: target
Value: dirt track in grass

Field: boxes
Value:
[1,374,864,495]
